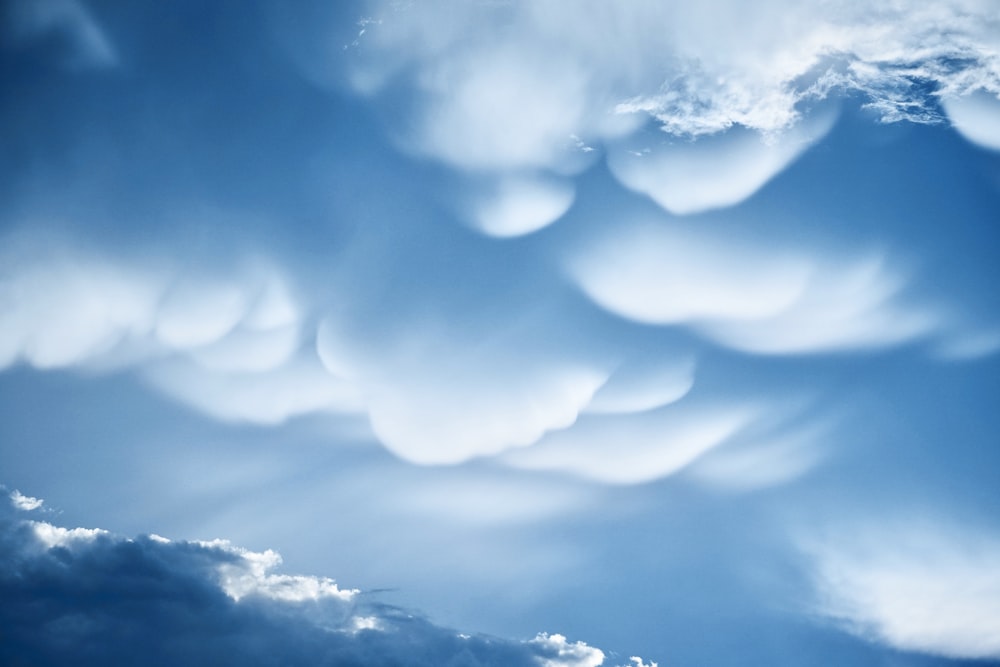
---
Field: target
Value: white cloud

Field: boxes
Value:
[186,323,300,374]
[344,0,1000,184]
[199,539,358,603]
[617,659,658,667]
[696,255,938,355]
[318,316,609,464]
[470,175,576,237]
[155,280,252,349]
[363,363,607,465]
[569,223,813,325]
[804,521,1000,660]
[530,633,605,667]
[0,243,308,372]
[416,46,592,172]
[144,354,364,425]
[942,91,1000,151]
[31,521,107,549]
[10,490,44,511]
[570,223,945,355]
[685,422,827,491]
[606,111,835,215]
[583,357,695,415]
[0,239,361,426]
[502,403,757,485]
[0,250,166,369]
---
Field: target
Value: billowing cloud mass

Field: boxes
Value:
[0,490,642,667]
[0,1,997,484]
[803,520,1000,660]
[337,0,1000,217]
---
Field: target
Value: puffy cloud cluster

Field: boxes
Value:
[336,0,1000,223]
[0,220,992,485]
[803,520,1000,660]
[0,239,360,425]
[0,0,996,485]
[0,489,643,667]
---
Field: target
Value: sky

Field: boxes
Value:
[1,0,1000,665]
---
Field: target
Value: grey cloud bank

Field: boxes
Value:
[0,490,638,667]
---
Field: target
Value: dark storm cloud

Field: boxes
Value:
[0,492,617,667]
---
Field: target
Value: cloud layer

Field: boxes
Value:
[338,0,1000,221]
[1,0,997,485]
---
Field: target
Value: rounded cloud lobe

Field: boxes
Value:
[337,0,1000,217]
[469,175,577,238]
[0,211,992,481]
[1,0,997,484]
[568,222,943,355]
[942,90,1000,151]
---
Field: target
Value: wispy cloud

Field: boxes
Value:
[802,519,1000,660]
[2,0,116,69]
[502,403,759,485]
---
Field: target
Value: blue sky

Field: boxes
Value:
[2,1,1000,665]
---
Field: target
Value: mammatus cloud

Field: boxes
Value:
[606,111,836,215]
[1,489,650,667]
[336,0,1000,219]
[0,240,362,425]
[2,224,993,481]
[317,316,609,464]
[502,402,759,485]
[569,222,953,355]
[468,175,576,238]
[802,520,1000,660]
[583,358,694,416]
[942,90,1000,151]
